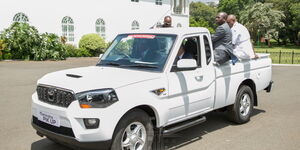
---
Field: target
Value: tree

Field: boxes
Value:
[218,0,254,17]
[190,2,217,29]
[290,3,300,45]
[240,2,285,46]
[265,0,300,45]
[190,17,215,33]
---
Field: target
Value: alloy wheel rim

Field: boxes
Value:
[121,122,147,150]
[239,93,251,117]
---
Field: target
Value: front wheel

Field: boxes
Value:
[111,109,154,150]
[227,85,254,124]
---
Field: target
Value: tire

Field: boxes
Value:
[227,85,254,124]
[111,109,154,150]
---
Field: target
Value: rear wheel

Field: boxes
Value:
[228,85,254,124]
[111,109,154,150]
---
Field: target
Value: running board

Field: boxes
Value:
[163,116,206,135]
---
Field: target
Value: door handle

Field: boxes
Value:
[195,75,203,82]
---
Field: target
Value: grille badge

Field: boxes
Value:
[47,88,56,102]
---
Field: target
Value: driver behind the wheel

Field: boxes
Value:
[131,39,151,59]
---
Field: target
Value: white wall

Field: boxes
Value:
[0,0,189,44]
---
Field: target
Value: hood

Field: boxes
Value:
[37,66,161,93]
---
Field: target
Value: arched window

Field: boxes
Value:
[131,20,139,30]
[177,23,182,27]
[156,0,162,5]
[96,18,105,39]
[13,12,29,23]
[172,0,187,14]
[62,16,74,42]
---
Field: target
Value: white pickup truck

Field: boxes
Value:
[31,27,272,150]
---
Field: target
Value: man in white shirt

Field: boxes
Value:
[227,15,258,60]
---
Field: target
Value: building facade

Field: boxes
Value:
[0,0,189,44]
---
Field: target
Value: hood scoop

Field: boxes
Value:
[66,74,82,78]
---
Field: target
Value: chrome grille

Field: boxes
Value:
[36,85,75,107]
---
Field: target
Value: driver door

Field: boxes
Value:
[166,35,215,123]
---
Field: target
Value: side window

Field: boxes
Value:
[173,36,201,69]
[203,35,212,65]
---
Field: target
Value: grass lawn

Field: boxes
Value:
[254,45,300,53]
[253,45,300,64]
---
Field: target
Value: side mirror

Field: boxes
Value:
[176,59,197,71]
[99,54,103,59]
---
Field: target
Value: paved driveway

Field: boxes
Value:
[0,58,299,150]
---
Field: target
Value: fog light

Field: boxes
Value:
[83,118,99,129]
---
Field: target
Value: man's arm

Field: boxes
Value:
[211,26,225,43]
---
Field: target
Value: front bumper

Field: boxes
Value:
[32,116,111,150]
[31,91,123,149]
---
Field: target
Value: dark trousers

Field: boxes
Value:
[214,49,231,65]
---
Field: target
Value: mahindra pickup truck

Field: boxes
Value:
[31,27,272,150]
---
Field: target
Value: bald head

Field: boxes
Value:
[215,12,228,25]
[227,14,237,28]
[163,16,172,27]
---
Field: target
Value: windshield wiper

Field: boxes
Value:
[99,62,121,66]
[125,64,159,68]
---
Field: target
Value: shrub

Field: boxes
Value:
[3,53,12,59]
[39,33,66,60]
[64,44,91,57]
[0,23,66,60]
[0,39,11,60]
[0,40,5,60]
[0,22,41,59]
[65,44,77,57]
[79,33,107,56]
[75,48,91,57]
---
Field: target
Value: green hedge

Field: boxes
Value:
[65,44,91,57]
[79,33,107,56]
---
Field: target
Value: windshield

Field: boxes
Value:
[97,34,177,71]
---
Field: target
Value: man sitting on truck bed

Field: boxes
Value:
[211,12,236,65]
[227,14,258,60]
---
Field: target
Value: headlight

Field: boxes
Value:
[76,88,118,108]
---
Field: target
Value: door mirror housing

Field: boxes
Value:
[175,59,197,71]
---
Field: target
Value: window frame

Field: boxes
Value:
[171,35,201,72]
[13,12,29,23]
[156,0,162,5]
[172,0,188,15]
[96,18,105,39]
[131,20,139,30]
[201,34,213,65]
[61,16,74,42]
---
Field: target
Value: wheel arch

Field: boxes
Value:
[115,105,159,130]
[132,105,159,127]
[239,79,258,106]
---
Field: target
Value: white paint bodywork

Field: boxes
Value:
[31,28,272,142]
